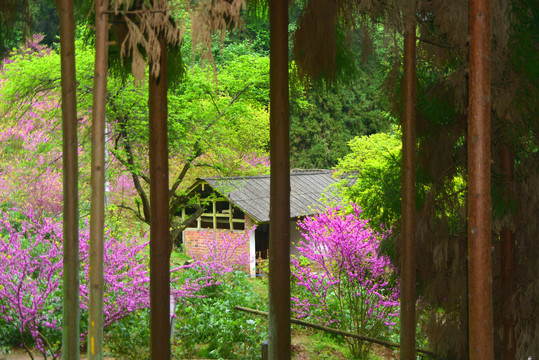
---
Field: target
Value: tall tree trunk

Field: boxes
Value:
[268,0,291,358]
[89,1,109,359]
[500,142,515,360]
[467,0,494,358]
[149,33,171,360]
[55,0,80,358]
[400,19,417,360]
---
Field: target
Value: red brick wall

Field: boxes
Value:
[183,228,251,272]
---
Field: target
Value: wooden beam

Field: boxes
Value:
[235,307,438,358]
[213,200,217,229]
[468,0,494,358]
[229,203,233,229]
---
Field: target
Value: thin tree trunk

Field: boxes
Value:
[500,142,515,360]
[89,1,109,359]
[400,20,417,360]
[149,33,171,360]
[467,0,494,358]
[268,0,291,358]
[55,0,80,358]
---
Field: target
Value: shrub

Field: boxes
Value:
[105,226,263,359]
[291,204,400,359]
[170,229,266,359]
[0,209,150,358]
[173,271,267,360]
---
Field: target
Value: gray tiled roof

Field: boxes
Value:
[197,170,339,223]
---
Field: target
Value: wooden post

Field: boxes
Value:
[149,34,171,360]
[213,200,217,229]
[262,340,269,360]
[268,0,291,358]
[229,203,233,229]
[400,20,417,360]
[89,1,108,359]
[56,0,80,358]
[468,0,494,358]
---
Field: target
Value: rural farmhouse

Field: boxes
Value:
[182,170,341,275]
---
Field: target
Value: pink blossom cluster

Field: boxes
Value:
[105,171,137,206]
[1,41,64,218]
[291,204,400,353]
[0,209,253,355]
[0,211,63,355]
[171,228,254,301]
[0,211,151,356]
[1,34,51,74]
[0,164,63,217]
[186,228,252,276]
[239,152,270,173]
[78,223,151,329]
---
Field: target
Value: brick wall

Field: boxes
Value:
[183,228,251,273]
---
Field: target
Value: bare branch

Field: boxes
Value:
[208,89,221,114]
[117,204,149,224]
[171,203,204,246]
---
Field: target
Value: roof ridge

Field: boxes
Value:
[200,169,332,182]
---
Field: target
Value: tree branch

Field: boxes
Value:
[117,204,149,224]
[109,95,152,222]
[171,203,204,247]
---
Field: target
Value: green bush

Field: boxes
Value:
[0,319,20,354]
[105,309,150,360]
[173,270,267,359]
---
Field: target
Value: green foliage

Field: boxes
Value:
[173,271,267,360]
[0,319,19,353]
[105,309,150,360]
[332,131,402,229]
[290,79,389,169]
[289,24,393,169]
[1,30,271,236]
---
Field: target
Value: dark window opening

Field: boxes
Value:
[255,224,269,260]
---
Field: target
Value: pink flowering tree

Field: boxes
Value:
[171,228,253,301]
[291,204,400,359]
[0,211,151,358]
[0,208,252,358]
[0,211,63,358]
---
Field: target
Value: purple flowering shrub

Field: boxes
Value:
[78,225,150,330]
[185,229,253,274]
[0,207,258,358]
[106,228,258,359]
[170,228,253,302]
[0,210,151,358]
[0,211,63,358]
[291,204,400,359]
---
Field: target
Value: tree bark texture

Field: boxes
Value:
[149,34,171,360]
[268,0,291,358]
[89,1,109,359]
[56,0,80,358]
[400,22,417,360]
[468,0,494,358]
